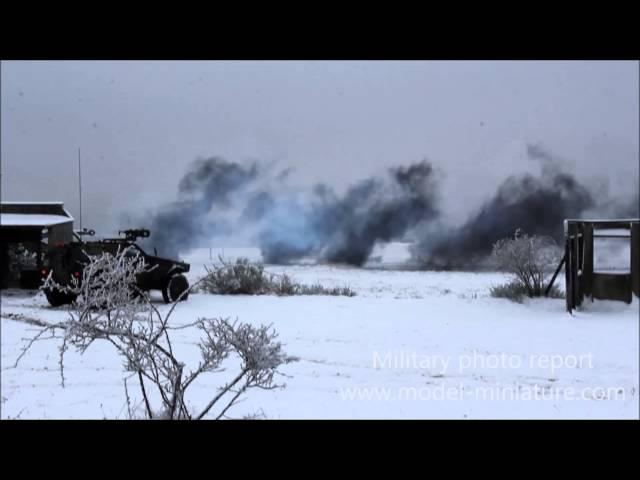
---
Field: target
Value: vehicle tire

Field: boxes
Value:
[44,288,77,307]
[162,273,189,303]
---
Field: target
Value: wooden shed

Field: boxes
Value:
[563,219,639,313]
[0,202,74,289]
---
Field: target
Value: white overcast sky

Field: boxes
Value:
[1,60,638,231]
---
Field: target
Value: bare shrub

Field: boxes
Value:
[270,273,298,296]
[198,257,356,297]
[199,257,270,295]
[296,283,356,297]
[17,247,296,420]
[491,281,564,302]
[489,280,529,303]
[491,229,563,299]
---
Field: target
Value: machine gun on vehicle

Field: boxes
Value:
[118,228,150,241]
[73,228,96,241]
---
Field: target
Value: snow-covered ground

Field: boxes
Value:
[1,245,638,419]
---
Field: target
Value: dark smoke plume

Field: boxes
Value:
[324,162,439,265]
[257,160,440,265]
[140,157,440,265]
[137,145,634,269]
[142,157,258,258]
[412,144,595,269]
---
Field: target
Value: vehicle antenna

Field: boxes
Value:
[78,147,83,232]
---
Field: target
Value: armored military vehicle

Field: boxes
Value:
[42,228,190,307]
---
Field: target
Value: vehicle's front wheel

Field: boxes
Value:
[162,273,189,303]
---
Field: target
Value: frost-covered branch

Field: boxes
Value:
[492,229,562,297]
[14,247,295,419]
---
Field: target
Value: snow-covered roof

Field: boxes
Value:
[1,202,74,224]
[0,213,73,227]
[1,201,66,205]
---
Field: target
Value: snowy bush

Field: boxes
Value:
[490,280,529,303]
[490,280,563,302]
[200,257,271,294]
[491,229,563,299]
[270,272,298,295]
[199,257,356,297]
[8,243,39,268]
[295,283,356,297]
[20,248,296,420]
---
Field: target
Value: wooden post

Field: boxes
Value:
[632,222,639,298]
[545,253,565,296]
[572,233,580,308]
[582,224,593,299]
[565,234,573,313]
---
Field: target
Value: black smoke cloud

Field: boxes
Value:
[324,162,439,264]
[137,145,636,269]
[140,157,440,265]
[411,144,597,269]
[258,161,440,265]
[143,157,258,259]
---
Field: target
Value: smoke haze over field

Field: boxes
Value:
[141,157,440,265]
[140,143,636,267]
[2,61,638,264]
